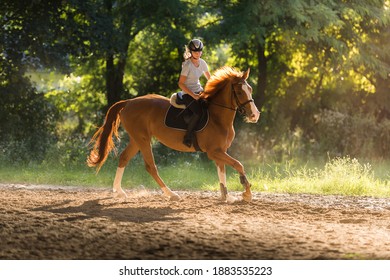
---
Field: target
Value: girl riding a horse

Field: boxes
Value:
[178,39,211,147]
[87,64,260,203]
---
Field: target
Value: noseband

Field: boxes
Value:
[208,82,254,116]
[233,83,255,115]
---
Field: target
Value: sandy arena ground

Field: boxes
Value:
[1,183,389,260]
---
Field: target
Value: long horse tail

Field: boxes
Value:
[87,100,128,172]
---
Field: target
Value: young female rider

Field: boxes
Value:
[178,39,211,147]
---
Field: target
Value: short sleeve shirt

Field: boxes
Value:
[180,58,209,93]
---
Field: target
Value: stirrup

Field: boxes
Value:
[183,135,192,147]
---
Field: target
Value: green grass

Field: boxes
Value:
[0,155,218,190]
[1,156,389,198]
[246,157,390,197]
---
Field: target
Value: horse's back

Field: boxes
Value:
[134,93,169,101]
[120,94,170,130]
[122,94,169,113]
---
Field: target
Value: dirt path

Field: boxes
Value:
[1,183,389,260]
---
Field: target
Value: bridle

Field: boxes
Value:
[208,81,254,115]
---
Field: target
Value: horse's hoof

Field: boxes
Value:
[114,190,128,199]
[169,193,181,201]
[242,191,252,202]
[226,194,238,204]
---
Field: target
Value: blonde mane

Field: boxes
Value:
[202,66,244,99]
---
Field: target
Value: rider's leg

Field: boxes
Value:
[182,94,202,147]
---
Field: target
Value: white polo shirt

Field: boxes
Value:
[180,58,209,93]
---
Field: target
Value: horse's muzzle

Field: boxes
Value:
[246,110,260,123]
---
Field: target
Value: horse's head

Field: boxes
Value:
[232,68,260,123]
[203,66,260,123]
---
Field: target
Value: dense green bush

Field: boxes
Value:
[228,107,390,164]
[0,76,58,164]
[312,109,390,159]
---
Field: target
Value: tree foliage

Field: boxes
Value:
[1,0,389,163]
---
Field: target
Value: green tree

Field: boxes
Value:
[63,0,194,108]
[207,0,389,110]
[125,0,195,97]
[0,0,69,162]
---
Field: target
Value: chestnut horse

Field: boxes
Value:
[87,66,260,202]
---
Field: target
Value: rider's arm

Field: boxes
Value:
[178,75,200,100]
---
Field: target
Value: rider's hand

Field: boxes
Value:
[192,93,200,100]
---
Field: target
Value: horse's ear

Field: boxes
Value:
[243,68,250,80]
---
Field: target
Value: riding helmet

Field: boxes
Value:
[188,39,203,52]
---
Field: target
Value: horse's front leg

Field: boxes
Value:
[239,174,252,202]
[209,150,252,202]
[215,162,239,203]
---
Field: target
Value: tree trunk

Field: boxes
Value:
[255,43,267,109]
[103,0,128,110]
[105,55,124,109]
[375,75,390,122]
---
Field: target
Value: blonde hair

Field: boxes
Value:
[183,45,192,60]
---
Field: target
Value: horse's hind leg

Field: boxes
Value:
[113,140,139,198]
[138,141,181,201]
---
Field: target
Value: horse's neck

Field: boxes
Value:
[208,83,236,126]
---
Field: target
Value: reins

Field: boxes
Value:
[207,83,254,115]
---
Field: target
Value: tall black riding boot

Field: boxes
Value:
[183,114,200,147]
